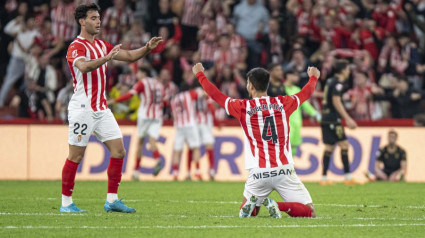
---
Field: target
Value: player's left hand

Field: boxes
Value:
[146,37,163,51]
[192,63,205,75]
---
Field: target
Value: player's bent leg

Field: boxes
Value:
[276,202,315,218]
[148,137,163,176]
[60,145,87,213]
[133,137,145,180]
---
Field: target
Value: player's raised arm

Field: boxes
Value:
[192,63,229,109]
[114,37,163,62]
[108,82,145,105]
[294,67,320,104]
[74,44,122,73]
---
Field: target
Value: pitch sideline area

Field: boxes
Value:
[0,181,424,237]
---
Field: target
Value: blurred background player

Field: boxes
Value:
[61,3,161,213]
[108,68,166,180]
[267,63,286,97]
[189,87,217,181]
[283,68,321,156]
[193,63,319,218]
[368,130,407,181]
[170,86,203,180]
[320,60,360,185]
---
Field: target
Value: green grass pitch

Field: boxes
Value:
[0,181,424,237]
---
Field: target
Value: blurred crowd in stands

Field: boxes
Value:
[0,0,425,122]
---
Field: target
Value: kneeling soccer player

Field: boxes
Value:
[193,63,317,218]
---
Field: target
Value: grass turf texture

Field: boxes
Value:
[0,181,424,237]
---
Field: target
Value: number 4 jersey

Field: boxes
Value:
[225,95,301,169]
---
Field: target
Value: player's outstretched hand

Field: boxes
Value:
[307,66,320,78]
[146,37,163,50]
[107,44,121,61]
[192,63,205,75]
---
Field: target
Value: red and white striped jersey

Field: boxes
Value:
[225,95,301,169]
[131,78,165,120]
[195,95,214,126]
[171,89,202,128]
[51,3,76,41]
[66,36,113,111]
[181,0,203,27]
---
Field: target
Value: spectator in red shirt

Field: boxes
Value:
[320,15,352,49]
[372,0,397,35]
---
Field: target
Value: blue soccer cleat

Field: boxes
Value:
[104,199,136,213]
[60,203,88,213]
[262,197,282,218]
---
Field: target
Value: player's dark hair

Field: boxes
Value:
[246,68,270,92]
[138,66,151,77]
[74,3,101,26]
[333,59,349,75]
[284,69,297,78]
[388,129,398,137]
[267,63,281,71]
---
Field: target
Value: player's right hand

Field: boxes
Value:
[192,63,205,75]
[307,66,320,78]
[107,44,122,61]
[346,117,357,129]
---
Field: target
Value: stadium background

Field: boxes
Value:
[1,0,425,182]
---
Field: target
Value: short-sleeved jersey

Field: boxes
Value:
[321,77,345,123]
[376,145,406,172]
[66,36,114,111]
[195,95,214,126]
[130,77,165,120]
[224,95,300,169]
[171,89,202,128]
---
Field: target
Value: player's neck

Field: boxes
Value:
[336,74,345,82]
[79,31,95,43]
[251,91,267,98]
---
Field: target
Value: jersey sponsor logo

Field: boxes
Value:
[72,49,78,58]
[252,168,294,179]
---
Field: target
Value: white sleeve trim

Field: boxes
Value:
[294,95,300,108]
[72,56,86,67]
[225,97,231,115]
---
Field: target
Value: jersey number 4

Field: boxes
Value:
[262,116,278,144]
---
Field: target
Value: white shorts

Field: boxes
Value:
[198,124,215,145]
[137,118,163,140]
[173,125,201,151]
[243,164,313,206]
[68,109,122,146]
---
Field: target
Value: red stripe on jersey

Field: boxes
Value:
[67,61,78,92]
[249,100,266,168]
[276,96,289,165]
[183,93,190,125]
[240,100,256,159]
[147,81,154,118]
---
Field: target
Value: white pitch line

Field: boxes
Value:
[3,224,425,229]
[1,212,425,221]
[8,198,425,209]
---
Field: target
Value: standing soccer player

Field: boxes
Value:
[190,93,216,180]
[170,88,203,180]
[320,60,360,185]
[108,73,166,180]
[61,3,162,213]
[193,63,318,218]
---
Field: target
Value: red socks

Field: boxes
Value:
[277,202,312,217]
[107,157,123,194]
[187,150,193,171]
[153,150,160,160]
[62,159,79,196]
[134,157,141,170]
[207,149,214,170]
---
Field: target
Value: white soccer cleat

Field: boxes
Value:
[239,195,258,218]
[132,170,140,181]
[262,197,282,218]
